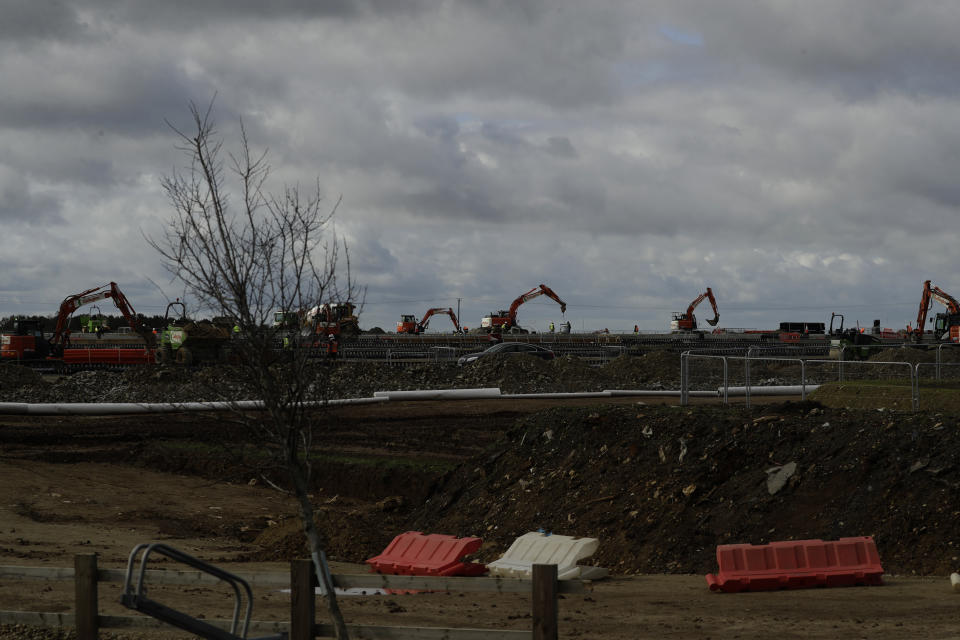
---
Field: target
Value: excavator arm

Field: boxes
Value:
[417,308,460,333]
[50,282,154,350]
[507,284,567,326]
[686,287,720,327]
[915,280,960,339]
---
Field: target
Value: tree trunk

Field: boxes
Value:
[291,459,350,640]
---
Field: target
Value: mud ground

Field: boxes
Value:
[1,395,959,639]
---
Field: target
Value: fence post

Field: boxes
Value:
[532,563,558,640]
[290,559,316,640]
[912,363,919,412]
[680,352,688,406]
[74,553,98,640]
[744,349,752,409]
[721,357,729,405]
[801,359,807,401]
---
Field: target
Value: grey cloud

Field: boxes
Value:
[0,0,85,42]
[0,166,62,224]
[544,137,577,158]
[72,0,433,30]
[399,183,505,222]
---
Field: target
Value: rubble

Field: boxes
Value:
[0,352,687,404]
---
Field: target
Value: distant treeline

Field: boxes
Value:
[0,313,173,333]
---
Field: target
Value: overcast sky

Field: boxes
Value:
[2,0,959,333]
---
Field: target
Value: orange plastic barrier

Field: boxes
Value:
[366,531,486,576]
[61,348,154,365]
[706,536,884,593]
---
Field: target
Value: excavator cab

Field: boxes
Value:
[397,314,417,333]
[1,318,49,361]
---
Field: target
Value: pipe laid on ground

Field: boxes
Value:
[720,385,819,396]
[372,388,502,401]
[0,396,388,416]
[504,391,612,399]
[605,389,719,398]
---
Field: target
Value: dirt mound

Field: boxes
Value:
[0,355,686,403]
[406,403,960,575]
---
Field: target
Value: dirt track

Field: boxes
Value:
[1,395,959,638]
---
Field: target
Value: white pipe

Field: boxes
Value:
[373,388,501,401]
[721,385,819,396]
[605,390,719,398]
[0,396,388,416]
[504,392,612,399]
[0,384,810,416]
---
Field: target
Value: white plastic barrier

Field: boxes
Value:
[486,532,603,580]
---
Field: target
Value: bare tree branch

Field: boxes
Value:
[150,99,356,639]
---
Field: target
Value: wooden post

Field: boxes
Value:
[532,563,558,640]
[290,559,316,640]
[74,553,99,640]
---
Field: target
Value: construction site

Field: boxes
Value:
[3,279,959,372]
[1,280,960,639]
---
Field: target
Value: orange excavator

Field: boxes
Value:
[396,307,461,334]
[480,284,566,333]
[1,282,154,361]
[914,280,960,342]
[671,287,719,332]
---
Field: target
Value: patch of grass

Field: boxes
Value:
[810,379,960,412]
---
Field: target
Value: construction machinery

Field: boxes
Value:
[305,302,361,338]
[1,282,154,362]
[671,288,719,332]
[0,318,50,361]
[827,312,884,359]
[396,307,461,334]
[154,300,234,365]
[480,284,567,333]
[914,280,960,342]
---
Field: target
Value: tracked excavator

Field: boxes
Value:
[914,280,960,343]
[154,300,236,365]
[480,284,566,333]
[305,302,361,338]
[1,282,154,362]
[671,288,719,332]
[397,307,461,334]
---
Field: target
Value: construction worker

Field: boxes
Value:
[549,321,555,333]
[326,334,338,358]
[634,324,639,334]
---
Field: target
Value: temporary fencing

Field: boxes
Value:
[705,536,884,593]
[681,351,921,410]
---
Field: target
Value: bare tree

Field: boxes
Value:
[150,100,356,639]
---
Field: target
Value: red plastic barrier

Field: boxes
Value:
[61,348,154,365]
[366,531,486,576]
[706,536,884,593]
